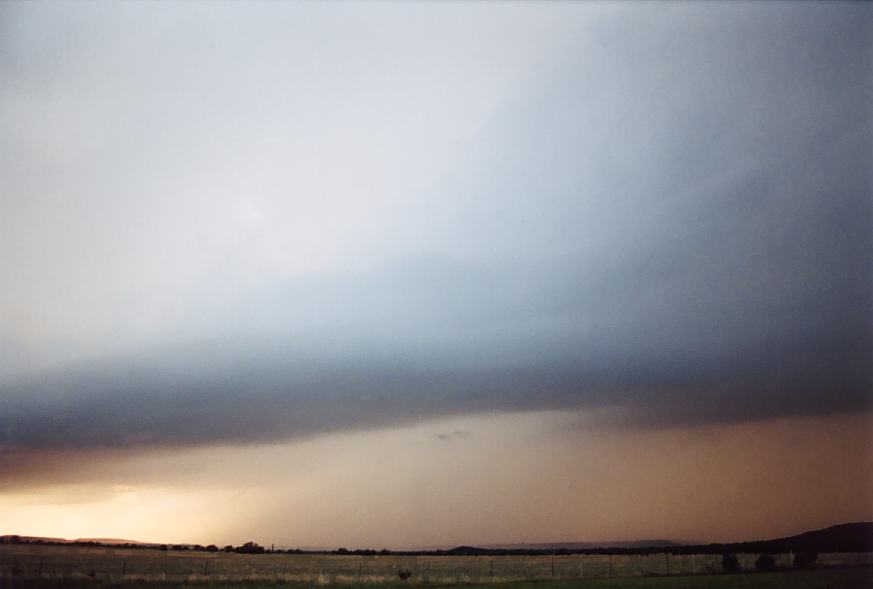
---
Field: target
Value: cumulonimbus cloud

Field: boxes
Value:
[0,2,870,460]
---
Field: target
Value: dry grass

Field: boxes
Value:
[1,544,872,584]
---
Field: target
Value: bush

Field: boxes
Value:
[793,552,818,569]
[755,553,776,571]
[721,553,740,572]
[236,541,265,554]
[397,568,412,580]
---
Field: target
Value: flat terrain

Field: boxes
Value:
[2,567,873,589]
[2,544,872,587]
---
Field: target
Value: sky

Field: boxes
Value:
[1,1,871,547]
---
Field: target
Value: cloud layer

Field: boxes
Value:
[1,2,871,455]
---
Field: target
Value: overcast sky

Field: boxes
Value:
[1,1,871,546]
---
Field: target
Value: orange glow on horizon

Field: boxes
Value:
[2,410,871,548]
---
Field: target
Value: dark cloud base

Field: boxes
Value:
[1,313,870,454]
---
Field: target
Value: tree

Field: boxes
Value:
[236,541,265,554]
[793,552,818,569]
[755,553,776,571]
[721,553,740,573]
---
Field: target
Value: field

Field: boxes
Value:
[2,567,873,589]
[1,544,872,586]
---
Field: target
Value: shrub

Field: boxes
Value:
[755,553,776,571]
[793,552,818,569]
[236,541,265,554]
[721,553,740,572]
[398,568,412,580]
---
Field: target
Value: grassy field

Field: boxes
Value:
[1,544,872,586]
[2,567,873,589]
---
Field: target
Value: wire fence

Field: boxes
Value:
[2,546,872,584]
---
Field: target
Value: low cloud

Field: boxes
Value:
[433,430,470,442]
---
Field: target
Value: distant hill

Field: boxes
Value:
[700,522,873,555]
[439,524,873,556]
[0,535,158,547]
[0,535,71,545]
[75,538,155,545]
[482,540,682,551]
[2,522,871,556]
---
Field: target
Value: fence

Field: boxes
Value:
[2,545,872,583]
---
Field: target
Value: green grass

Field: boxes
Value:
[3,567,872,589]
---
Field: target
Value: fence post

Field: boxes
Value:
[121,559,126,576]
[609,555,613,578]
[665,553,669,576]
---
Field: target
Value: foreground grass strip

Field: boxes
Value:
[3,567,873,589]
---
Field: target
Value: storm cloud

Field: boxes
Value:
[1,2,871,456]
